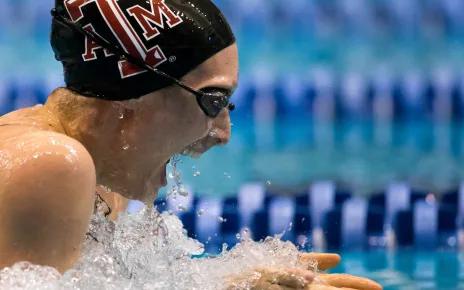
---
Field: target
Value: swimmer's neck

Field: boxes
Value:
[44,89,132,216]
[43,88,121,181]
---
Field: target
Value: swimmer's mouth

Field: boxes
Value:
[180,142,204,159]
[181,147,202,159]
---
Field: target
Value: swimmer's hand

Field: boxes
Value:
[224,267,314,289]
[299,253,383,290]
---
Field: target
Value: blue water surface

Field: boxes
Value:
[330,251,464,290]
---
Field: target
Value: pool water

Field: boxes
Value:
[166,119,464,197]
[330,251,464,290]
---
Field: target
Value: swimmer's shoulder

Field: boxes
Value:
[0,123,96,188]
[0,114,96,272]
[0,105,96,201]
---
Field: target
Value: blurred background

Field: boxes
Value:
[1,0,464,289]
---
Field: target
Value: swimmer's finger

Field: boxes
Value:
[304,285,343,290]
[306,287,357,290]
[267,285,300,290]
[262,268,313,288]
[319,274,383,290]
[300,253,341,271]
[284,268,315,284]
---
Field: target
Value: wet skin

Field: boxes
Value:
[0,43,382,289]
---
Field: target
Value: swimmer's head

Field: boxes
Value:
[51,0,235,102]
[48,0,238,201]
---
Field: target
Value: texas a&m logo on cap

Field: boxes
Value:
[64,0,183,78]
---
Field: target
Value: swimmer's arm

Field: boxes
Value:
[0,132,96,273]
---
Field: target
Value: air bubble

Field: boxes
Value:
[217,217,224,223]
[236,233,241,239]
[193,171,201,177]
[123,144,130,150]
[266,181,272,186]
[118,112,124,119]
[197,209,204,216]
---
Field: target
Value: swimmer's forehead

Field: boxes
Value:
[185,45,239,91]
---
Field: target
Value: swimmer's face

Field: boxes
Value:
[107,44,238,202]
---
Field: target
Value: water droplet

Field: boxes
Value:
[123,144,130,150]
[178,189,189,197]
[266,181,272,186]
[217,217,224,223]
[197,209,204,216]
[193,171,201,177]
[298,235,308,248]
[236,233,241,239]
[209,129,218,137]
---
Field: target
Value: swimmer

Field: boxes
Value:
[0,0,381,289]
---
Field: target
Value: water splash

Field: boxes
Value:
[0,207,318,290]
[166,155,189,200]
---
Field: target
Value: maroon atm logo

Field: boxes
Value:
[64,0,183,78]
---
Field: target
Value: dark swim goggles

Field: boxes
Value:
[51,9,235,118]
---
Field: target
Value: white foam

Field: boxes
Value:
[0,206,316,290]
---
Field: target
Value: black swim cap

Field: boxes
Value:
[51,0,235,101]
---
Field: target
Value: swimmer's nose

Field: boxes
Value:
[212,110,231,146]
